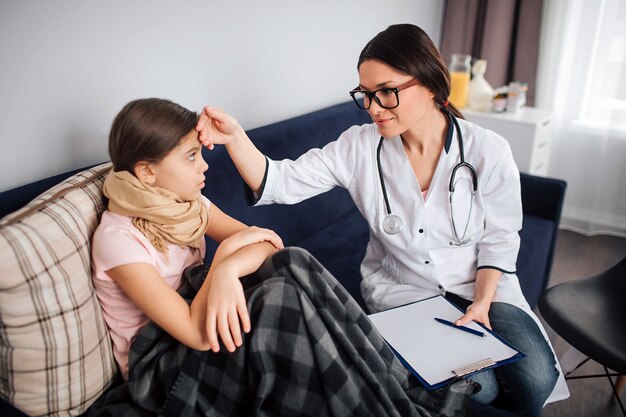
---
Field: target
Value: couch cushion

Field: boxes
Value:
[201,101,372,253]
[0,162,118,416]
[294,206,370,311]
[517,214,556,309]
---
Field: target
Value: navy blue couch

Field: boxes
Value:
[0,101,566,310]
[0,101,565,416]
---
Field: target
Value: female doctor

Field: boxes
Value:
[197,24,568,416]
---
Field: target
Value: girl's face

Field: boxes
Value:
[150,130,209,201]
[358,59,436,138]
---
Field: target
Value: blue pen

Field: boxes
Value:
[434,317,486,337]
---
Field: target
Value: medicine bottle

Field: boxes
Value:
[468,59,494,111]
[507,81,528,113]
[448,54,471,108]
[492,87,508,113]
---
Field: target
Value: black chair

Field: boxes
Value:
[538,257,626,415]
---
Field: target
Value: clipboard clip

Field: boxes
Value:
[452,358,496,378]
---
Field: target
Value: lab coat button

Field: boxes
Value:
[418,228,424,233]
[425,260,430,264]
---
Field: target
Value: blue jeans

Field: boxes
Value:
[446,293,559,417]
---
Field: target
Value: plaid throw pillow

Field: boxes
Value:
[0,162,118,416]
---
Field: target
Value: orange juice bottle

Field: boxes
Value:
[448,54,471,108]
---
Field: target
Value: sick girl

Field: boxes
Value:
[89,97,500,417]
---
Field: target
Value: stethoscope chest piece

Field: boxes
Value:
[377,138,404,235]
[383,214,403,234]
[376,109,478,239]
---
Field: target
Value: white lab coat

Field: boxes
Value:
[255,118,569,403]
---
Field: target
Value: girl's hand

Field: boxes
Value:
[224,226,284,254]
[204,262,250,353]
[195,107,243,150]
[455,301,492,330]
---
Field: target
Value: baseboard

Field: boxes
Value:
[560,206,626,238]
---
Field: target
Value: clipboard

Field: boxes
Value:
[368,295,525,390]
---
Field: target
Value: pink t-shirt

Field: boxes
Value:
[91,197,209,380]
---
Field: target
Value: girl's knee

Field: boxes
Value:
[277,246,315,261]
[267,246,314,268]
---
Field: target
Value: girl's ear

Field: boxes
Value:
[134,161,157,185]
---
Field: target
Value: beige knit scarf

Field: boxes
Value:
[103,170,209,255]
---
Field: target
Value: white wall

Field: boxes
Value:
[0,1,444,192]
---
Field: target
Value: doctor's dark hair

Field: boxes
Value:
[358,24,463,119]
[108,98,198,173]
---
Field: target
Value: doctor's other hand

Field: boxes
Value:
[455,301,492,330]
[196,107,243,150]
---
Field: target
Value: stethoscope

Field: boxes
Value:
[377,110,478,246]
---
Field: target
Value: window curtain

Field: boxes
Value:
[535,0,626,237]
[440,0,544,105]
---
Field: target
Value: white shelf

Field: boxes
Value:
[463,107,553,176]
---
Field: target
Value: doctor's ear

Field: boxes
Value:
[134,161,157,185]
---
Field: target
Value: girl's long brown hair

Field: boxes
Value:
[108,98,198,173]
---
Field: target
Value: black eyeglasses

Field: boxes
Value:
[349,79,419,110]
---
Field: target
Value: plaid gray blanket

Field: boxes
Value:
[87,247,512,417]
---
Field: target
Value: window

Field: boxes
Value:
[577,0,626,133]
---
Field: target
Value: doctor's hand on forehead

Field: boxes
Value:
[195,107,243,150]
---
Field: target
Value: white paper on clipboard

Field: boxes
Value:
[368,295,523,390]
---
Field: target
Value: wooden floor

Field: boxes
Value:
[537,229,626,417]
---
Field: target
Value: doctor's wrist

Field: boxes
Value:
[224,126,247,147]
